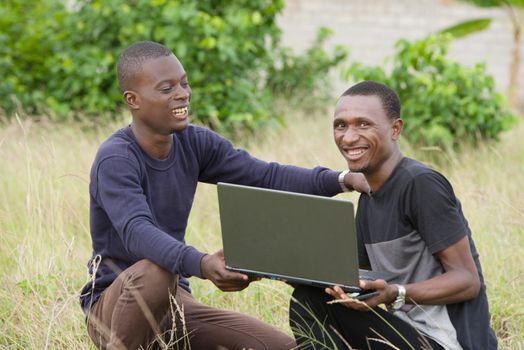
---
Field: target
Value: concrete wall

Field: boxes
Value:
[277,0,523,106]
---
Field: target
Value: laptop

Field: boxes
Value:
[217,182,394,297]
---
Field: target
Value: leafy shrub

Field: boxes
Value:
[343,35,517,148]
[266,27,348,108]
[0,0,345,135]
[0,0,68,116]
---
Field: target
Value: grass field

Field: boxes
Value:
[0,111,523,349]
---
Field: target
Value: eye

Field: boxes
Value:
[334,121,345,130]
[358,121,369,128]
[180,81,189,88]
[160,86,173,93]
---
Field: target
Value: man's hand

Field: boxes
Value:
[325,279,397,311]
[200,249,253,292]
[344,172,371,195]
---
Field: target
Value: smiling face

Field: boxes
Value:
[333,94,402,177]
[124,54,192,135]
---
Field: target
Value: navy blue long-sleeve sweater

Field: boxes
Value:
[80,124,341,313]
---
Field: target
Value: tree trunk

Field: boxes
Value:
[505,5,522,110]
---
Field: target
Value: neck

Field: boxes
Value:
[130,123,173,160]
[366,151,404,193]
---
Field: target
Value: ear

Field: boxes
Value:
[391,118,403,141]
[123,91,140,110]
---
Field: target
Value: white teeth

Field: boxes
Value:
[348,149,365,156]
[172,107,188,116]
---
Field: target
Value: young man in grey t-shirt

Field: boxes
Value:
[289,81,497,350]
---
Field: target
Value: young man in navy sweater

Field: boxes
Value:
[80,41,368,350]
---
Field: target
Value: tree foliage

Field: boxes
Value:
[266,27,348,106]
[0,0,345,134]
[459,0,524,6]
[344,35,517,149]
[457,0,523,108]
[436,18,492,39]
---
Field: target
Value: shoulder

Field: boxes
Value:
[398,158,453,192]
[174,124,234,157]
[399,158,434,178]
[92,128,143,174]
[396,159,462,219]
[96,128,135,159]
[90,128,143,194]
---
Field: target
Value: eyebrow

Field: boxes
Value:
[333,115,374,125]
[334,114,370,120]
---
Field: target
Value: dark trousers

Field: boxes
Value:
[86,259,295,350]
[289,286,444,350]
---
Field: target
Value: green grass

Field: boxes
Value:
[0,113,522,349]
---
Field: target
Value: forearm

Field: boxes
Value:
[123,218,206,278]
[403,269,480,305]
[402,235,481,305]
[201,154,341,196]
[260,163,341,195]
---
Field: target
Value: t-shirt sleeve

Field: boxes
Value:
[94,155,205,278]
[193,128,341,196]
[406,172,469,254]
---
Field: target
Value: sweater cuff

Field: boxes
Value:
[325,170,344,196]
[182,247,206,278]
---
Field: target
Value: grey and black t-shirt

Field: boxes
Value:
[356,157,497,350]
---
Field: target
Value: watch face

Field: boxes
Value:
[392,300,404,310]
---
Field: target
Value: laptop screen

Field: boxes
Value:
[217,182,361,290]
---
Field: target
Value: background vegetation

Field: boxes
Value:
[457,0,524,109]
[1,0,515,147]
[0,0,345,133]
[344,34,517,149]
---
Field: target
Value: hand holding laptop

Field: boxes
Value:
[326,279,395,310]
[201,249,254,292]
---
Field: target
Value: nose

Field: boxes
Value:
[341,126,359,144]
[174,84,191,100]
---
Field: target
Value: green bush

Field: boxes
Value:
[343,35,517,149]
[0,0,345,134]
[266,27,348,108]
[0,0,68,116]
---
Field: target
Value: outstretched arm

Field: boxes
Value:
[195,128,371,196]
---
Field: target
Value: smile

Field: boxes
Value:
[347,148,366,156]
[342,146,368,160]
[172,107,188,116]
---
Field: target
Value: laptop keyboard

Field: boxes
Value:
[359,269,377,281]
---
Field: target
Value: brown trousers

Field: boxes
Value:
[86,259,295,350]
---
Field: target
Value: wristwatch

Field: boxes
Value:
[338,169,351,192]
[390,284,406,310]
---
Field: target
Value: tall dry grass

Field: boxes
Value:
[0,112,522,349]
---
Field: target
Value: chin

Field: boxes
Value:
[347,162,367,174]
[171,121,189,133]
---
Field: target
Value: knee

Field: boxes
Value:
[128,259,176,293]
[263,333,296,350]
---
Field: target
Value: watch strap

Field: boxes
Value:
[390,284,406,311]
[338,169,351,192]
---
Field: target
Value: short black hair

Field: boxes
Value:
[117,41,172,93]
[341,81,401,120]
